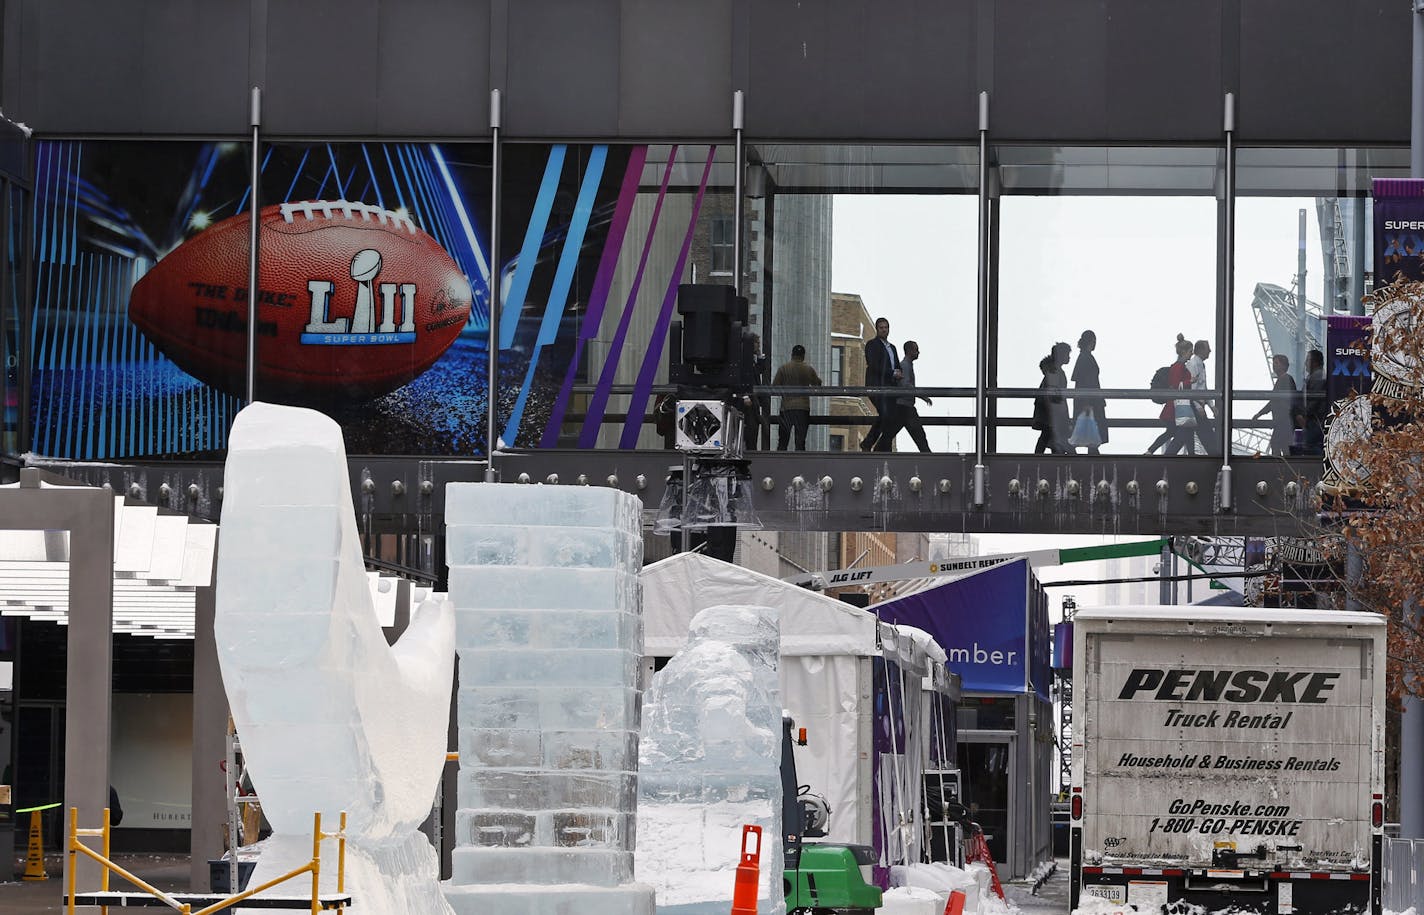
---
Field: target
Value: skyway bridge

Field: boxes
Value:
[30,449,1324,541]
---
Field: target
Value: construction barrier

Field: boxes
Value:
[17,802,61,881]
[964,828,1004,900]
[731,824,763,915]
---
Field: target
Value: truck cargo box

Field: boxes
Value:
[1069,607,1385,915]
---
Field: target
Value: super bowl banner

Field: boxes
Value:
[1312,314,1373,515]
[29,141,726,459]
[1374,178,1424,284]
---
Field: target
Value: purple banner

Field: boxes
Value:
[875,559,1032,694]
[1326,315,1372,405]
[1051,621,1072,671]
[1373,178,1424,284]
[1320,315,1373,500]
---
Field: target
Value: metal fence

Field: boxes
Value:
[1384,836,1424,913]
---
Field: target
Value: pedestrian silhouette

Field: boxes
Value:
[1252,353,1298,456]
[772,344,822,451]
[860,316,901,451]
[1070,330,1108,454]
[875,340,932,452]
[1033,350,1071,454]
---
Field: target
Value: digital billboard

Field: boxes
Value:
[30,141,727,459]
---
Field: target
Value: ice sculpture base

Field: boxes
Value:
[442,880,654,915]
[246,831,454,915]
[637,799,778,912]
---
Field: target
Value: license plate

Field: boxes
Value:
[1084,884,1126,904]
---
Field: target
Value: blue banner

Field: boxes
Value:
[1052,621,1073,672]
[875,559,1032,694]
[1030,579,1050,702]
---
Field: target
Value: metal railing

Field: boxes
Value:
[558,383,1291,441]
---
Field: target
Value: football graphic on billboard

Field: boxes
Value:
[129,199,473,402]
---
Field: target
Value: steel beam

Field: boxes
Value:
[34,452,1325,539]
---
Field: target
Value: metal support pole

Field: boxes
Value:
[225,724,238,893]
[732,90,745,295]
[1159,541,1171,605]
[1352,197,1368,315]
[1220,93,1237,511]
[1297,208,1308,380]
[1406,597,1424,840]
[485,89,503,483]
[1414,0,1424,176]
[1407,0,1424,845]
[245,86,262,404]
[973,91,990,508]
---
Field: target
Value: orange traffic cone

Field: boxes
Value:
[21,810,46,881]
[943,889,966,915]
[730,824,763,915]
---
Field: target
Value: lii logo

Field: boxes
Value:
[302,249,417,346]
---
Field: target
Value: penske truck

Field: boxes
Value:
[1069,607,1386,914]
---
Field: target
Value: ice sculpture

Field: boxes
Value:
[214,402,456,915]
[637,604,784,915]
[442,483,653,915]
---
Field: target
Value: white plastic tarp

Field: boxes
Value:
[641,552,878,656]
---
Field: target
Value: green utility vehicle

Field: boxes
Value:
[781,716,882,915]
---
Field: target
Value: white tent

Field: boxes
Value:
[642,550,876,657]
[640,551,958,860]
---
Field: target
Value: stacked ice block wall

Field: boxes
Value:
[442,483,653,915]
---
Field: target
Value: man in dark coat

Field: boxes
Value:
[859,317,900,451]
[1294,348,1328,456]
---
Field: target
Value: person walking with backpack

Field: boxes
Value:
[1145,338,1192,454]
[1162,335,1198,455]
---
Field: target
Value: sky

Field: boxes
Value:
[830,193,1341,616]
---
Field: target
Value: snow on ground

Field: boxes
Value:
[885,861,1017,914]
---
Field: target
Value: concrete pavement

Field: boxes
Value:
[0,853,190,914]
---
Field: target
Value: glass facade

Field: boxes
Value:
[1228,147,1407,457]
[7,138,1409,461]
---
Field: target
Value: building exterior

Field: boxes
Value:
[0,0,1411,885]
[829,292,879,453]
